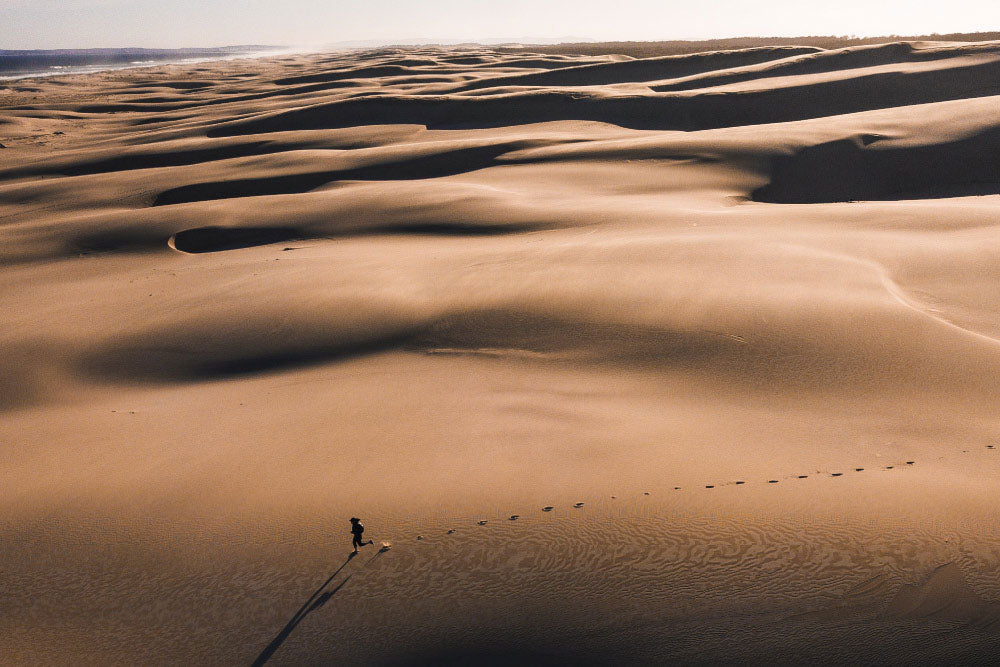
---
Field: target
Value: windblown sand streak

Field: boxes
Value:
[2,40,1000,664]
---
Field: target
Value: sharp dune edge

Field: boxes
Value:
[3,41,1000,665]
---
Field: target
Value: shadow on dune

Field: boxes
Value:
[78,324,419,382]
[251,553,359,667]
[44,218,541,263]
[167,221,543,253]
[57,142,276,177]
[206,52,1000,135]
[273,64,447,86]
[75,309,752,386]
[128,80,215,90]
[384,646,579,667]
[168,226,300,252]
[74,306,970,390]
[70,227,177,255]
[754,126,1000,203]
[0,142,277,181]
[152,142,545,206]
[447,46,819,91]
[651,41,996,92]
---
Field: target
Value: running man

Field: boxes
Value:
[350,517,374,554]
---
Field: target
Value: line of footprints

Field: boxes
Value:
[411,446,997,541]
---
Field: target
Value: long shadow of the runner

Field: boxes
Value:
[251,549,386,666]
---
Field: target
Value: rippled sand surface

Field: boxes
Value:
[3,41,1000,664]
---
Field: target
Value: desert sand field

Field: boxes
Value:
[3,40,1000,664]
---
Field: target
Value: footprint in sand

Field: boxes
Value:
[509,515,519,521]
[542,506,553,512]
[416,535,423,540]
[886,466,894,469]
[906,461,915,464]
[705,485,715,489]
[831,473,843,477]
[573,502,584,508]
[768,480,779,483]
[673,487,681,490]
[735,481,745,485]
[797,475,808,479]
[855,468,864,472]
[643,492,650,496]
[446,529,455,534]
[477,520,488,525]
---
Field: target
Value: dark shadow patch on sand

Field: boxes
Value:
[79,325,419,383]
[168,221,542,253]
[73,103,194,114]
[46,218,542,262]
[54,141,277,177]
[152,142,538,206]
[472,56,622,70]
[69,228,173,255]
[385,645,574,667]
[449,46,819,91]
[208,55,1000,135]
[651,41,987,92]
[274,64,445,86]
[375,221,542,236]
[129,80,215,90]
[109,80,371,115]
[887,563,1000,631]
[251,554,361,666]
[169,226,300,253]
[76,302,933,387]
[0,343,65,412]
[754,127,1000,203]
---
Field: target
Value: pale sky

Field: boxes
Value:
[2,0,1000,50]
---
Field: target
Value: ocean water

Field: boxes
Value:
[0,46,284,81]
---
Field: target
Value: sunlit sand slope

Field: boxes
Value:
[3,42,1000,665]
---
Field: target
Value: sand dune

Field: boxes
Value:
[3,41,1000,664]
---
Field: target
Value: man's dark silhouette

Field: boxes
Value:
[350,517,373,553]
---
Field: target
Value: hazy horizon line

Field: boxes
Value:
[6,28,1000,53]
